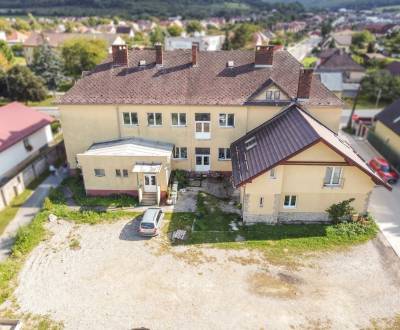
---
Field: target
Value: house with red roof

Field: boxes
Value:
[0,102,54,181]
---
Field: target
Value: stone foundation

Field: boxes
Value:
[243,213,277,224]
[277,212,330,224]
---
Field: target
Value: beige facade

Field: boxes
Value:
[240,142,375,223]
[374,121,400,153]
[60,103,342,175]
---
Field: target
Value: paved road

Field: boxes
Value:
[288,36,321,61]
[341,132,400,257]
[0,173,65,261]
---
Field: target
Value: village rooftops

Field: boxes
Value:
[317,52,365,72]
[59,45,342,107]
[230,104,389,189]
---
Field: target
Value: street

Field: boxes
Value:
[288,35,321,61]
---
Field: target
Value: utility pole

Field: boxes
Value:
[347,83,361,130]
[375,88,382,109]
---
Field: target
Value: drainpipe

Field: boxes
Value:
[116,106,122,139]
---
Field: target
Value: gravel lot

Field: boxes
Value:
[15,219,400,330]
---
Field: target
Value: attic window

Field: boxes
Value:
[266,90,280,101]
[139,60,146,66]
[394,116,400,124]
[227,61,234,68]
[245,136,257,150]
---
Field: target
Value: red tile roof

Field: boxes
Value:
[59,48,342,107]
[230,104,389,189]
[0,102,54,153]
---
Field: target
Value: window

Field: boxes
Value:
[122,112,138,125]
[147,113,162,126]
[245,136,257,150]
[219,113,234,127]
[116,169,121,177]
[174,147,188,159]
[123,169,129,177]
[94,169,105,177]
[269,167,276,179]
[283,195,296,208]
[259,197,264,208]
[324,167,342,186]
[195,113,210,121]
[195,113,211,139]
[266,90,280,101]
[218,148,231,160]
[171,113,186,126]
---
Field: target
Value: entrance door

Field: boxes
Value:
[195,154,210,172]
[144,174,157,192]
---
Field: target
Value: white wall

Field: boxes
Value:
[0,125,53,179]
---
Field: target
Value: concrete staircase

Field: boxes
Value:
[141,192,157,206]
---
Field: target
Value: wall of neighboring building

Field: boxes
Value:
[23,46,35,65]
[77,154,171,196]
[0,125,53,180]
[60,104,342,173]
[241,142,375,223]
[374,121,400,153]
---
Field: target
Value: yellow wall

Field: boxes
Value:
[77,154,170,192]
[242,142,374,217]
[374,121,400,154]
[60,104,342,173]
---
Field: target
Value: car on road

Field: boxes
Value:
[369,157,399,184]
[139,208,163,236]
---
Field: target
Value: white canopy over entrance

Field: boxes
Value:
[132,164,162,173]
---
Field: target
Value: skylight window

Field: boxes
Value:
[245,136,257,150]
[139,60,146,66]
[394,116,400,124]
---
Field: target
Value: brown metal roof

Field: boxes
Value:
[59,48,342,106]
[230,104,389,189]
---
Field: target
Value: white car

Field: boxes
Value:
[139,208,163,236]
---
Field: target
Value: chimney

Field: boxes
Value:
[155,43,163,67]
[254,45,274,67]
[297,68,314,100]
[112,37,128,66]
[192,42,199,67]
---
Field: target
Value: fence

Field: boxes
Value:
[0,142,65,211]
[367,130,400,172]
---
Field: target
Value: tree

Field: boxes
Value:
[0,40,13,63]
[5,65,47,102]
[13,18,31,31]
[167,24,183,37]
[186,20,203,34]
[61,38,108,78]
[0,19,11,33]
[362,70,400,103]
[149,26,165,45]
[321,21,332,39]
[231,23,258,49]
[222,31,232,50]
[30,43,65,90]
[0,53,10,71]
[352,30,375,49]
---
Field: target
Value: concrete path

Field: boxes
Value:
[0,173,65,261]
[340,132,400,257]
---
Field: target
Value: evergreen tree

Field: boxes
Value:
[149,26,165,45]
[0,40,13,63]
[30,43,65,90]
[5,65,47,102]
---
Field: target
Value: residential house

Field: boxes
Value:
[0,102,54,182]
[23,32,117,64]
[58,41,388,220]
[116,25,135,38]
[165,35,225,51]
[316,49,365,97]
[5,30,29,46]
[274,21,307,33]
[332,30,353,52]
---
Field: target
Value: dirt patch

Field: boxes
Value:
[248,272,298,299]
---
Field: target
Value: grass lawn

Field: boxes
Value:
[302,56,318,68]
[12,56,26,66]
[27,95,55,107]
[163,192,379,262]
[0,171,49,236]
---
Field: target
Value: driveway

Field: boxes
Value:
[340,132,400,257]
[14,219,400,330]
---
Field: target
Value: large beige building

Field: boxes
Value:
[59,40,388,219]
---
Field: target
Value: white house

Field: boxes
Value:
[0,102,54,182]
[165,34,225,51]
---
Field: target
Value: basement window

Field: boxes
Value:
[259,197,264,208]
[94,169,105,177]
[123,169,129,177]
[283,195,296,208]
[245,136,257,150]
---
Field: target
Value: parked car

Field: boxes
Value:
[139,208,163,236]
[369,157,399,184]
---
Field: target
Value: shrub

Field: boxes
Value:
[326,198,356,224]
[172,170,189,189]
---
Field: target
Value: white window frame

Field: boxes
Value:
[283,195,297,208]
[147,112,162,126]
[219,113,235,128]
[269,167,276,179]
[195,113,211,140]
[173,147,188,159]
[218,148,231,160]
[94,168,105,177]
[122,112,138,126]
[171,113,187,127]
[324,167,343,186]
[266,90,280,101]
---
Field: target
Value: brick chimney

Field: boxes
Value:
[155,43,163,67]
[112,37,128,66]
[192,42,199,67]
[297,68,314,100]
[254,45,274,67]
